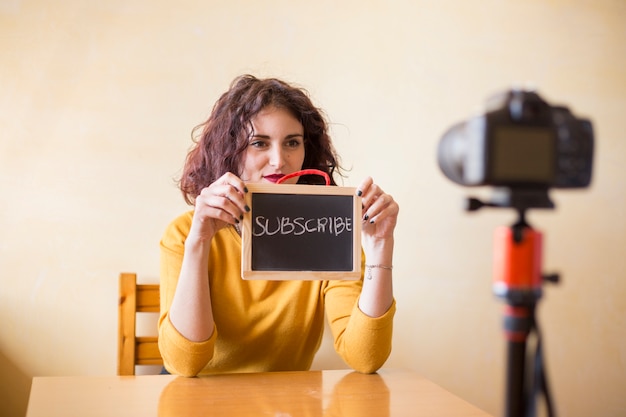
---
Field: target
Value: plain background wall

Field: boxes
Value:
[1,1,624,416]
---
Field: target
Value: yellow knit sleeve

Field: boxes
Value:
[157,211,216,377]
[324,279,396,374]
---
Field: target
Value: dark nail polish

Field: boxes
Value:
[245,205,251,212]
[364,214,369,221]
[240,214,244,220]
[356,190,363,196]
[244,186,249,193]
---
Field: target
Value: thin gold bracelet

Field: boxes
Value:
[365,264,393,280]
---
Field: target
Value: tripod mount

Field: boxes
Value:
[467,187,557,417]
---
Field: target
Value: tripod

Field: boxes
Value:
[468,189,557,417]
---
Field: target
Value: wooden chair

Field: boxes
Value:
[117,272,163,375]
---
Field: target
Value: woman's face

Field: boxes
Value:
[240,106,305,185]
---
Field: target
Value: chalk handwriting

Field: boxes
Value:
[253,216,352,237]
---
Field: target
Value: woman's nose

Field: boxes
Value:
[269,146,286,168]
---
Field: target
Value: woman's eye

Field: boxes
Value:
[249,140,267,148]
[285,139,302,148]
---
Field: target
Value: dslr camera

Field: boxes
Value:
[437,89,594,208]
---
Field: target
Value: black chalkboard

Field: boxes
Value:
[241,183,362,280]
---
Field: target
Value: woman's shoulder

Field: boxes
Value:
[168,210,194,227]
[161,210,194,247]
[161,211,237,246]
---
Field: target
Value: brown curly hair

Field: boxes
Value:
[178,75,343,205]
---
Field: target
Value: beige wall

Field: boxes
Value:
[1,1,624,416]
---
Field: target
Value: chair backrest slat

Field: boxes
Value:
[117,273,163,375]
[136,285,160,312]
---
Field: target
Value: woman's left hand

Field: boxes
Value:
[357,176,399,241]
[356,176,398,317]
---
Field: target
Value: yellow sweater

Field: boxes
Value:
[158,211,395,376]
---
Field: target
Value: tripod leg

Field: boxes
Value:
[506,340,526,417]
[503,305,532,417]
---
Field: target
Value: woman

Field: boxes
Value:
[158,75,399,376]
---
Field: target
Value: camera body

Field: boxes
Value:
[438,90,593,189]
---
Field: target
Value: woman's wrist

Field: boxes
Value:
[364,263,393,280]
[362,237,394,265]
[184,232,213,256]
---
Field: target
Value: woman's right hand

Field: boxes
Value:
[188,172,249,242]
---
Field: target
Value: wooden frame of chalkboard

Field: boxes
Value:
[241,183,362,280]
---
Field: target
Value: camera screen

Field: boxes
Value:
[490,127,556,183]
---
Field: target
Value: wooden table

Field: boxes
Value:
[26,369,493,417]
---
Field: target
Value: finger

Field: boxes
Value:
[361,184,383,219]
[356,176,373,197]
[364,193,398,224]
[197,187,244,225]
[213,174,250,217]
[219,172,249,196]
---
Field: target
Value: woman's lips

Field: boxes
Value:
[264,174,285,183]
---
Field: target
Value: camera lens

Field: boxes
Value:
[438,116,487,186]
[437,121,467,185]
